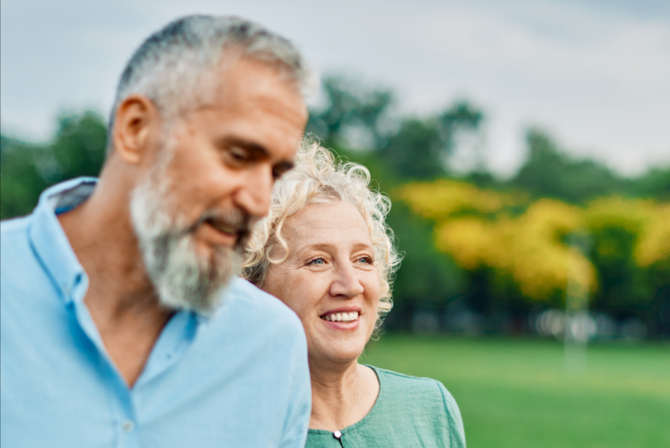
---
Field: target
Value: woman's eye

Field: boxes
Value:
[357,257,374,265]
[307,258,325,266]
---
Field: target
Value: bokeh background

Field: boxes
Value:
[2,1,669,447]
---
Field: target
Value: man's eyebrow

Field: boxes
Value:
[219,137,295,171]
[219,137,270,159]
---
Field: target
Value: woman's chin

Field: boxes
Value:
[310,344,366,367]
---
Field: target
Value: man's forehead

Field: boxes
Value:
[215,56,304,102]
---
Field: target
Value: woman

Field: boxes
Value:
[244,142,466,447]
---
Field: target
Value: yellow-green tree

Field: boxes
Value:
[398,179,670,324]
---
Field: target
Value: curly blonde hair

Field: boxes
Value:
[243,140,401,327]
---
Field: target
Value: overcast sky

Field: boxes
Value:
[2,0,669,177]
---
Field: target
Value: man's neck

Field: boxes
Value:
[58,184,173,388]
[308,360,380,432]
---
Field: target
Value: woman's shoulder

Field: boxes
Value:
[370,366,466,445]
[308,367,466,447]
[372,366,454,402]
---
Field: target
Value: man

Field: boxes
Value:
[1,15,311,447]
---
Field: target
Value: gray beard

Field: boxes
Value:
[129,166,244,317]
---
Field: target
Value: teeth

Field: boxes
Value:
[217,225,235,234]
[207,219,236,234]
[323,311,359,323]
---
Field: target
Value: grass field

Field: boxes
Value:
[360,334,670,448]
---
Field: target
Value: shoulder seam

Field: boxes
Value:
[0,220,31,233]
[374,367,442,383]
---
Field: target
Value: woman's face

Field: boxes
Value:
[263,201,381,367]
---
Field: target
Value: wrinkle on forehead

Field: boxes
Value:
[184,55,306,129]
[283,202,373,255]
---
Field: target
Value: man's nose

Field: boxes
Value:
[233,165,274,219]
[330,262,365,298]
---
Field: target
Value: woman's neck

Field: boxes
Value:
[308,361,380,432]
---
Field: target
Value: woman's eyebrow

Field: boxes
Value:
[350,242,374,252]
[294,243,335,254]
[295,241,373,255]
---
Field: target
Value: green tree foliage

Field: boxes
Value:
[383,118,444,179]
[438,102,484,161]
[512,128,670,204]
[630,167,670,200]
[1,136,50,219]
[308,76,486,180]
[1,111,106,219]
[306,75,394,149]
[512,129,625,203]
[387,201,465,305]
[51,112,107,180]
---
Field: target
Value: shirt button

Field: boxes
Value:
[121,420,135,433]
[333,430,342,439]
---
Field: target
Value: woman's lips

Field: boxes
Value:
[320,309,360,330]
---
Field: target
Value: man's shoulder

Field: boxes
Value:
[215,277,304,334]
[1,215,34,263]
[226,277,296,312]
[190,277,308,378]
[1,214,32,237]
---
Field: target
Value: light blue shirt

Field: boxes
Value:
[1,178,311,448]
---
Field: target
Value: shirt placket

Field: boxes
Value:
[68,276,143,448]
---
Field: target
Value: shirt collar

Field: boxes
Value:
[28,177,98,305]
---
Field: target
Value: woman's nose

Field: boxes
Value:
[329,262,365,298]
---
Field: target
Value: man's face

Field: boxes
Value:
[130,58,308,314]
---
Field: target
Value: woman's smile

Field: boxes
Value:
[320,307,361,329]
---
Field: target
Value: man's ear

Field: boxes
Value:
[111,95,161,166]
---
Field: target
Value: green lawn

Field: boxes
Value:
[360,334,670,448]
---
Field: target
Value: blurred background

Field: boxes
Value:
[2,1,669,447]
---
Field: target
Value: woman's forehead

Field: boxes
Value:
[284,202,371,247]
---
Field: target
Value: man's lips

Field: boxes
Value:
[193,209,251,248]
[201,220,239,246]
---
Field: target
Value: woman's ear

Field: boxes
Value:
[111,95,161,166]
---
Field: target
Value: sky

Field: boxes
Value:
[2,0,669,177]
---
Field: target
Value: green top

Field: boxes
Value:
[306,366,466,448]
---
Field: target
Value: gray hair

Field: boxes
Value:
[243,140,402,329]
[108,15,312,154]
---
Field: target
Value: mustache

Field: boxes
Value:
[190,208,255,250]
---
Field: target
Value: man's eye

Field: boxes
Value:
[228,146,249,162]
[272,162,295,181]
[272,166,285,180]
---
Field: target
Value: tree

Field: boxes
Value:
[306,75,394,149]
[1,111,107,220]
[382,118,444,179]
[513,129,624,203]
[307,75,486,180]
[1,136,49,219]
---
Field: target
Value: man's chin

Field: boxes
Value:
[155,275,229,317]
[153,247,241,317]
